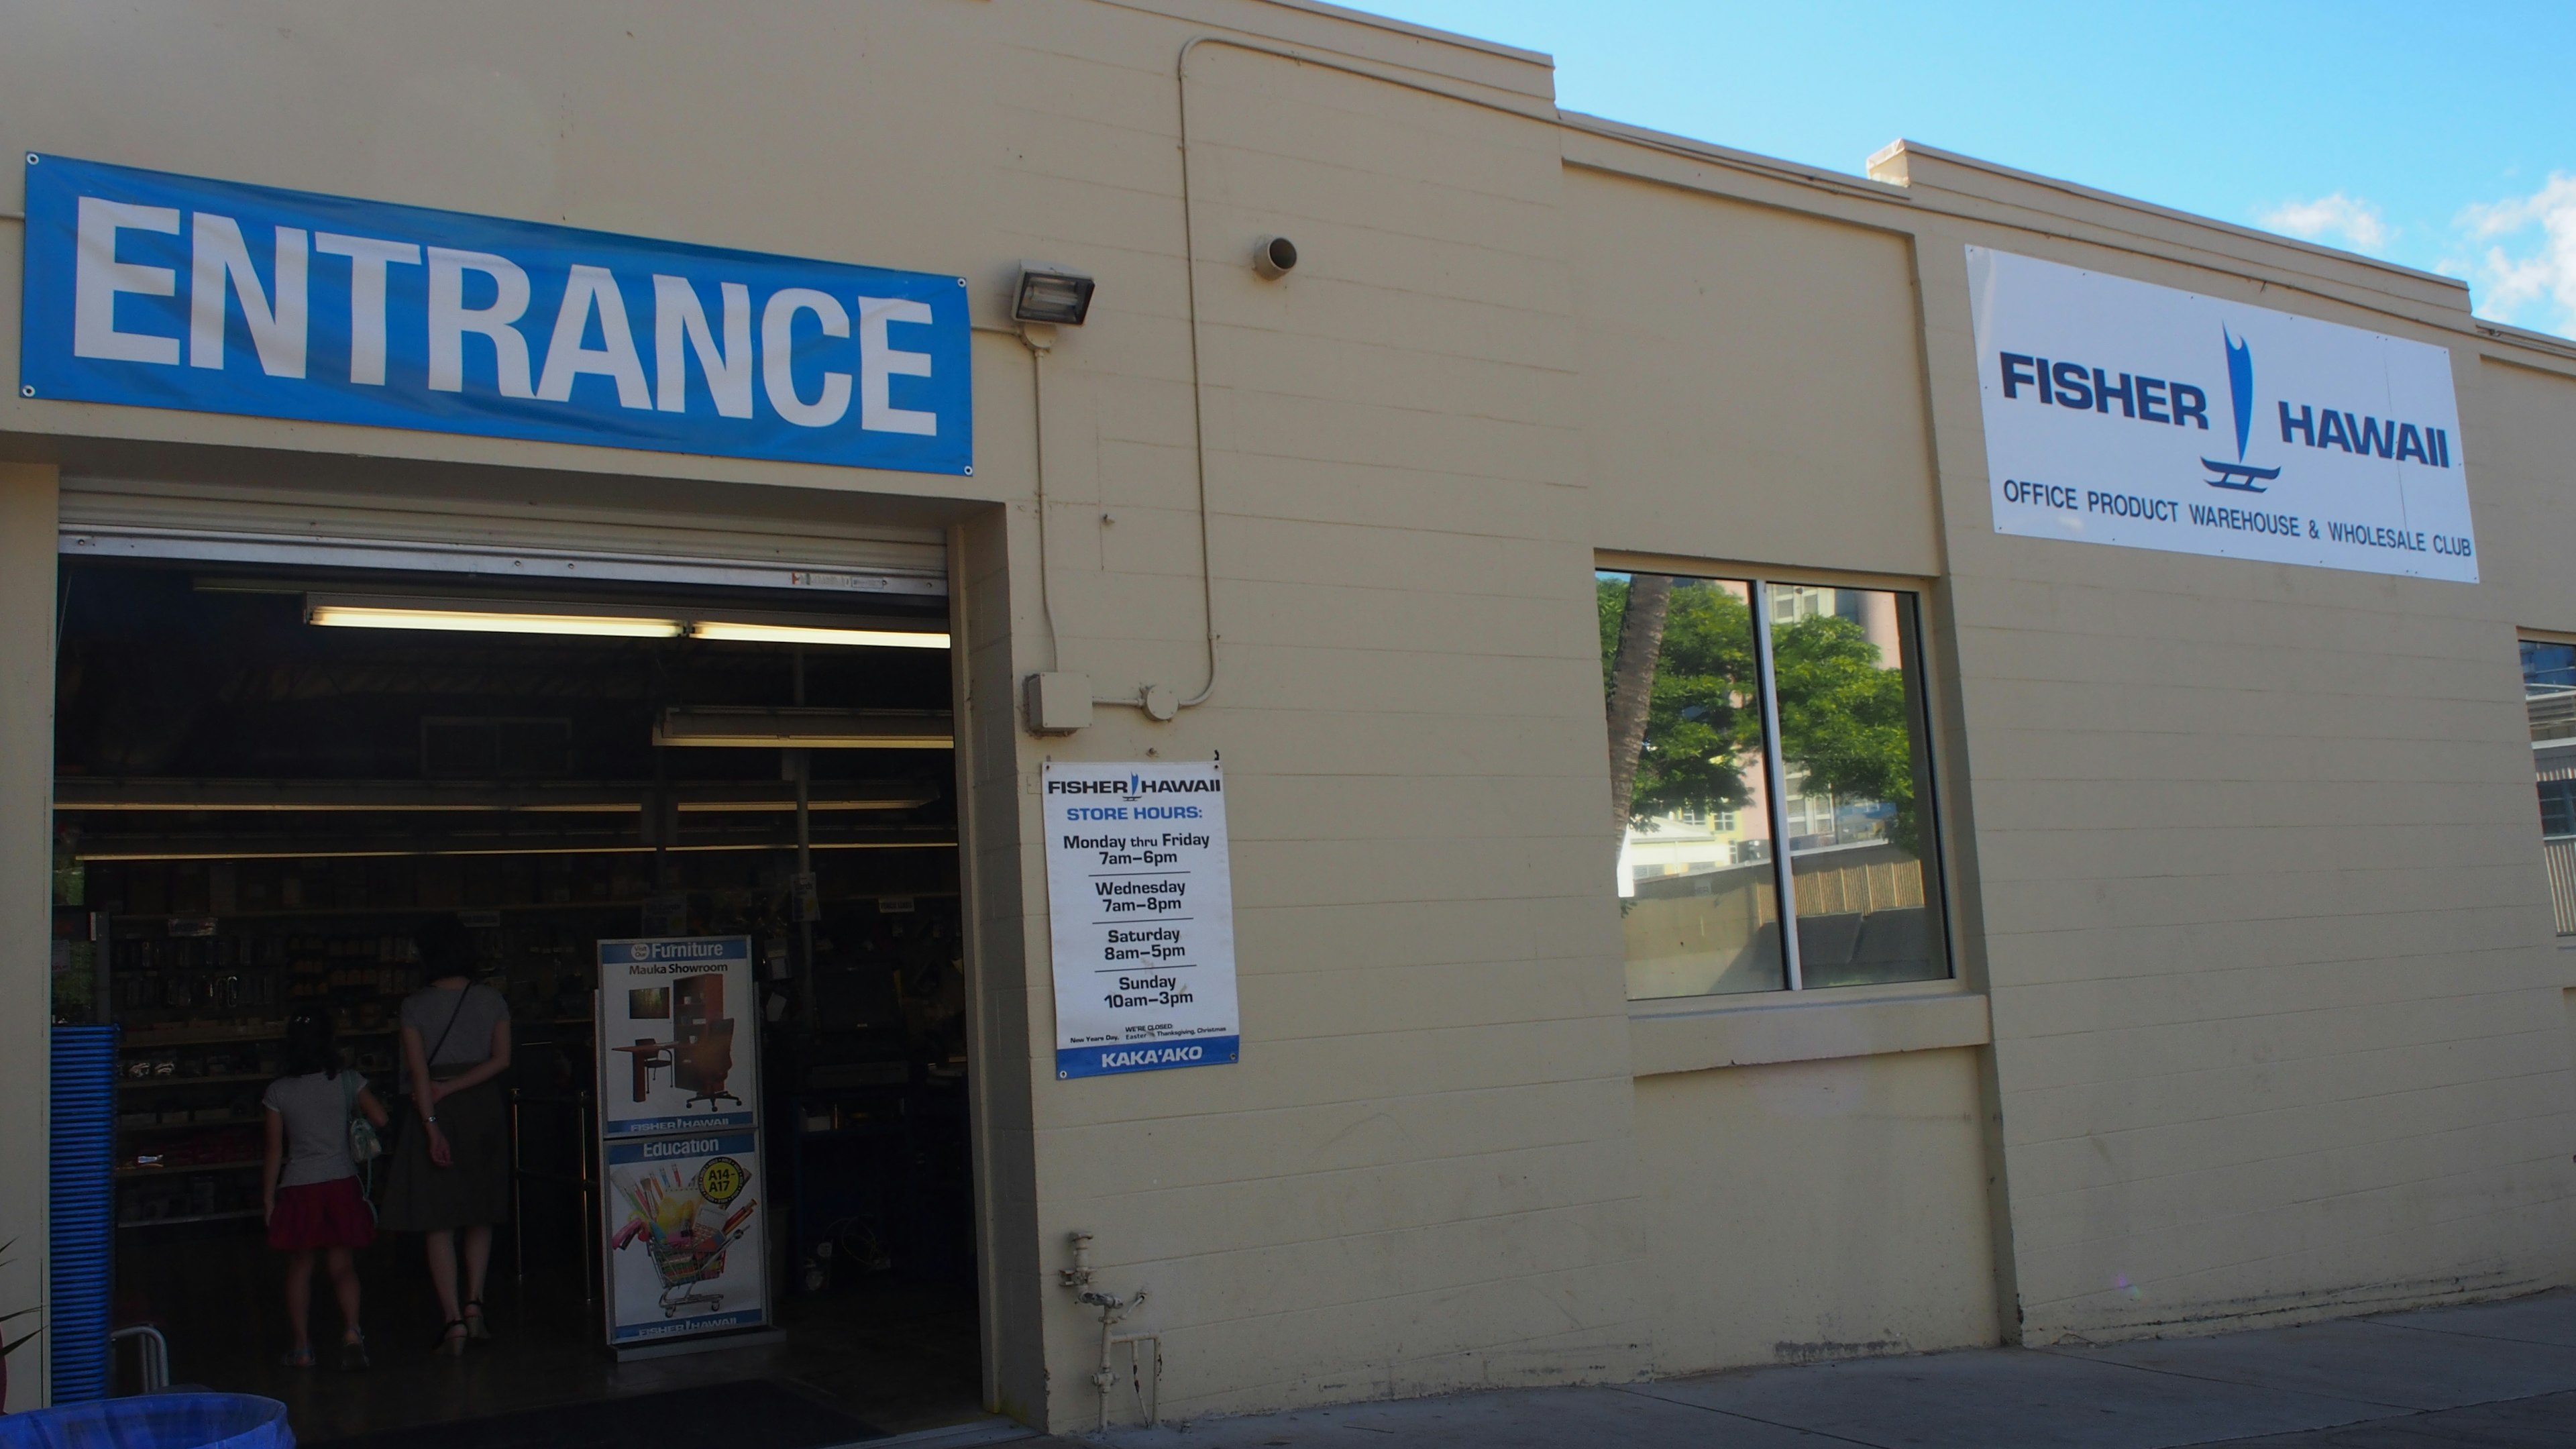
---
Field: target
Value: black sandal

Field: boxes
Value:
[464,1299,492,1342]
[433,1320,467,1356]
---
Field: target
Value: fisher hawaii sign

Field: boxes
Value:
[1968,246,2476,581]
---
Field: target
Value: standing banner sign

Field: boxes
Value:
[19,154,971,476]
[594,936,769,1348]
[1042,761,1240,1079]
[602,1131,767,1345]
[596,936,760,1138]
[1966,246,2476,581]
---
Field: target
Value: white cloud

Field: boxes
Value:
[2457,173,2576,337]
[2259,193,2393,254]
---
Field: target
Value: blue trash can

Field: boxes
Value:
[0,1393,290,1449]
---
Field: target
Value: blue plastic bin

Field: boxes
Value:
[0,1393,290,1449]
[49,1026,120,1403]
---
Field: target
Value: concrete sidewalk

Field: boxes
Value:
[1063,1291,2576,1448]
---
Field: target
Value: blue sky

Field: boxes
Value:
[1356,1,2576,338]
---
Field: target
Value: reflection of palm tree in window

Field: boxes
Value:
[1601,576,1760,834]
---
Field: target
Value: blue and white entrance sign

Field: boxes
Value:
[21,154,970,475]
[1042,761,1240,1079]
[1967,246,2475,581]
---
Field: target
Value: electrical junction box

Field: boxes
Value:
[1025,673,1093,735]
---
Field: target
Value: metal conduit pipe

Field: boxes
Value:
[1060,1230,1158,1430]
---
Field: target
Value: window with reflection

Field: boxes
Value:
[1602,570,1947,1000]
[2522,638,2576,935]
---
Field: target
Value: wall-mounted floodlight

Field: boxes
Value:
[1013,262,1095,326]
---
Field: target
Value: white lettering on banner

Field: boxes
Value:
[537,264,651,407]
[313,233,421,386]
[25,155,971,475]
[761,287,851,427]
[653,276,754,418]
[857,296,937,435]
[72,197,181,364]
[1967,246,2477,582]
[425,246,534,396]
[1042,761,1240,1079]
[189,214,307,376]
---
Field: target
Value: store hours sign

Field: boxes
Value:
[1968,246,2476,581]
[1042,761,1240,1079]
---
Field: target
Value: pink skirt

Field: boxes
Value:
[268,1175,376,1250]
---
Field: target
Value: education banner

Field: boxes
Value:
[595,936,759,1138]
[1042,761,1240,1079]
[602,1131,767,1344]
[1966,245,2476,581]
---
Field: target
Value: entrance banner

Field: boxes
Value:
[1042,761,1240,1079]
[1966,246,2475,581]
[603,1130,768,1344]
[596,936,759,1138]
[20,154,971,476]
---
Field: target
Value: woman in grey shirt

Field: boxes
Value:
[378,919,513,1355]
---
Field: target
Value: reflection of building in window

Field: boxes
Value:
[2523,639,2576,935]
[1603,569,1946,1000]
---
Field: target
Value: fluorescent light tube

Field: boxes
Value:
[688,621,949,649]
[309,603,684,639]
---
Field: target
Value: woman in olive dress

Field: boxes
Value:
[378,919,513,1355]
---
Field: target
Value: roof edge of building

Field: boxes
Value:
[1867,138,2471,300]
[1557,110,1912,205]
[1242,0,1556,69]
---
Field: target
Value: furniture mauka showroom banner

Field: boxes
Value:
[595,936,759,1138]
[1967,245,2477,582]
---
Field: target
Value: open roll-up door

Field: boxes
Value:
[58,475,946,598]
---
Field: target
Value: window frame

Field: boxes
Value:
[1605,560,1955,996]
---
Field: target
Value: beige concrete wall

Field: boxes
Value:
[1567,168,1941,580]
[1633,1048,1999,1371]
[1013,36,1652,1428]
[0,464,58,1412]
[1566,142,1998,1375]
[951,498,1045,1424]
[2470,356,2576,634]
[1881,147,2576,1340]
[3,0,2575,1431]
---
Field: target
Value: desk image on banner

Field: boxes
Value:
[594,936,770,1352]
[1043,761,1240,1079]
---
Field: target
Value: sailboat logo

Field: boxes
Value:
[2202,327,2284,492]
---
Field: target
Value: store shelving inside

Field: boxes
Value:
[46,555,981,1431]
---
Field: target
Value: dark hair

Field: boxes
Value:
[415,917,478,982]
[282,1011,339,1079]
